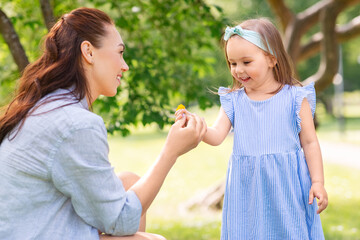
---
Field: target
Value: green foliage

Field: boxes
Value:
[89,0,227,135]
[0,0,44,106]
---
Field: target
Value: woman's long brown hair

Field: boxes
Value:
[0,7,113,144]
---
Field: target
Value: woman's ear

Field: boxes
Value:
[80,41,94,65]
[267,55,277,68]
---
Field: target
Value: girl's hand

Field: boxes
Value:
[175,108,192,124]
[308,182,328,214]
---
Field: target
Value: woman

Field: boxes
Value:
[0,7,206,240]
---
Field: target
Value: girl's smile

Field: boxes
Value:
[239,76,250,82]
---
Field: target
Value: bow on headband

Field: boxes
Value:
[224,26,274,56]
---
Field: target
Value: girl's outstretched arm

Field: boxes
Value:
[176,107,231,146]
[299,98,328,214]
[203,107,231,146]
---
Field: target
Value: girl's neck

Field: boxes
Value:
[244,81,283,101]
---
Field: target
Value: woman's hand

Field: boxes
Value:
[129,113,207,215]
[164,113,207,159]
[309,182,328,214]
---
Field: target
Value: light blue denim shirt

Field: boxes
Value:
[0,88,142,240]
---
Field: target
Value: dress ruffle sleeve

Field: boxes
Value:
[295,82,316,133]
[219,87,234,126]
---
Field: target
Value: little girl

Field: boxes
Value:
[176,18,328,239]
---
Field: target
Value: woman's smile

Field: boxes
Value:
[116,74,122,85]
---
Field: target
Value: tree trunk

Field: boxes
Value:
[303,1,339,92]
[298,16,360,62]
[0,9,29,72]
[39,0,55,31]
[269,0,360,93]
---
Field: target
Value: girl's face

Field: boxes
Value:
[87,24,129,101]
[226,36,276,91]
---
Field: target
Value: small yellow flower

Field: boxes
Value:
[176,104,185,111]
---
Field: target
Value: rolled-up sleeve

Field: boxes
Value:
[50,118,142,236]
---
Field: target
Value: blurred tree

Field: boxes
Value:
[0,0,227,135]
[268,0,360,93]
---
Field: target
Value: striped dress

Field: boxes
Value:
[219,83,324,240]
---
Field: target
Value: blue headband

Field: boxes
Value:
[224,26,274,56]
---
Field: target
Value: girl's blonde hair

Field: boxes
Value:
[222,18,301,92]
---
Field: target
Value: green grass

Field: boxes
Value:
[108,104,360,239]
[108,130,226,239]
[147,220,222,240]
[322,164,360,239]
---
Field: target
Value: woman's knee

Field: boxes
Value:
[117,171,141,190]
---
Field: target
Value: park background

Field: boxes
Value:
[0,0,360,239]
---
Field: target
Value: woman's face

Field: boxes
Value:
[87,24,129,101]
